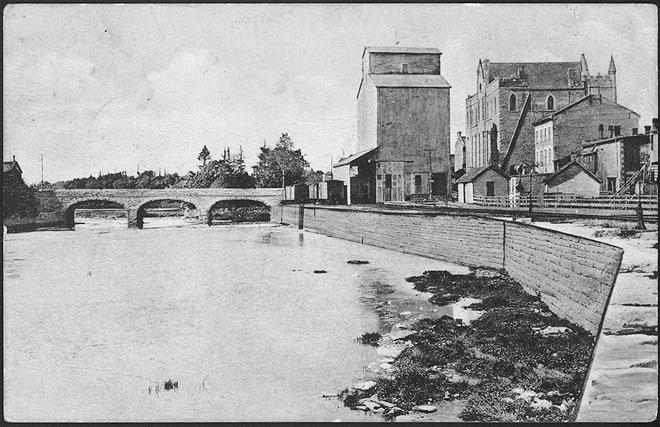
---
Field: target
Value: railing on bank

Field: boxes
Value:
[473,194,659,211]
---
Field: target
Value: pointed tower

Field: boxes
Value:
[608,54,617,103]
[580,53,589,80]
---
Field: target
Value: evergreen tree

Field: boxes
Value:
[198,145,211,166]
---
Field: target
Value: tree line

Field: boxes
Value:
[40,133,324,190]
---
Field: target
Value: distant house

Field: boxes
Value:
[542,160,601,197]
[3,156,23,180]
[456,164,509,203]
[581,134,651,194]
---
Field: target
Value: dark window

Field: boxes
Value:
[598,124,604,139]
[632,128,638,135]
[607,177,617,192]
[486,181,495,196]
[414,175,422,193]
[509,94,516,112]
[608,126,614,137]
[385,174,392,188]
[614,126,621,136]
[547,95,554,110]
[402,63,409,73]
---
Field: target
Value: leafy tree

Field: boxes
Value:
[252,133,310,188]
[198,145,211,166]
[3,171,38,219]
[187,146,254,188]
[304,169,325,185]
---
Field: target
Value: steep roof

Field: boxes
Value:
[532,94,641,126]
[334,147,378,167]
[456,164,508,183]
[488,61,581,88]
[363,46,441,56]
[369,74,451,88]
[542,160,602,184]
[3,161,22,175]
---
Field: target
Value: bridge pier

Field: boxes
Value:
[127,208,142,229]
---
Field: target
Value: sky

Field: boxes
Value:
[3,3,657,184]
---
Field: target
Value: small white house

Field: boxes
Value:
[542,160,602,197]
[456,165,509,203]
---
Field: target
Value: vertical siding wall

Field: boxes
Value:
[281,205,623,335]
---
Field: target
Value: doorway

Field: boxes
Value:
[385,174,392,201]
[431,173,447,196]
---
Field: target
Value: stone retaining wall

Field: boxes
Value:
[282,204,623,335]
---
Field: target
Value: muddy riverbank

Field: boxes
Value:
[339,268,595,422]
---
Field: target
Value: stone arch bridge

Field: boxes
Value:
[52,188,284,228]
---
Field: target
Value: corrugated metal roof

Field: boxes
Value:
[369,74,451,88]
[364,46,441,55]
[334,147,378,167]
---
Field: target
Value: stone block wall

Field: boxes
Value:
[281,204,623,335]
[503,222,623,334]
[283,205,504,268]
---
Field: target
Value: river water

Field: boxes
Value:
[3,219,469,422]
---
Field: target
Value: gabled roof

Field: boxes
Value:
[369,74,451,89]
[3,161,22,175]
[334,147,378,167]
[456,164,509,183]
[363,46,441,57]
[533,94,641,126]
[488,61,581,88]
[542,160,602,184]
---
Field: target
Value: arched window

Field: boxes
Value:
[547,95,554,110]
[598,124,604,139]
[509,94,516,112]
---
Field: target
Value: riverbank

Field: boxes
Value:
[528,219,657,422]
[339,268,595,422]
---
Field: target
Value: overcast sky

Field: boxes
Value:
[3,3,657,184]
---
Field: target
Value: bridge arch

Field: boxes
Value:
[206,199,271,225]
[134,198,199,229]
[63,199,126,229]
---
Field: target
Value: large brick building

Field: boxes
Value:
[464,54,618,175]
[333,46,451,204]
[532,94,640,173]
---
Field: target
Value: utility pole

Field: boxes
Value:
[528,165,534,222]
[635,172,646,230]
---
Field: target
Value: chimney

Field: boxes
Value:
[13,155,16,162]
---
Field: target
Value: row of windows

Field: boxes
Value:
[469,94,556,127]
[535,148,554,172]
[535,126,553,143]
[597,124,627,139]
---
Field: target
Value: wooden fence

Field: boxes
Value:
[473,194,658,212]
